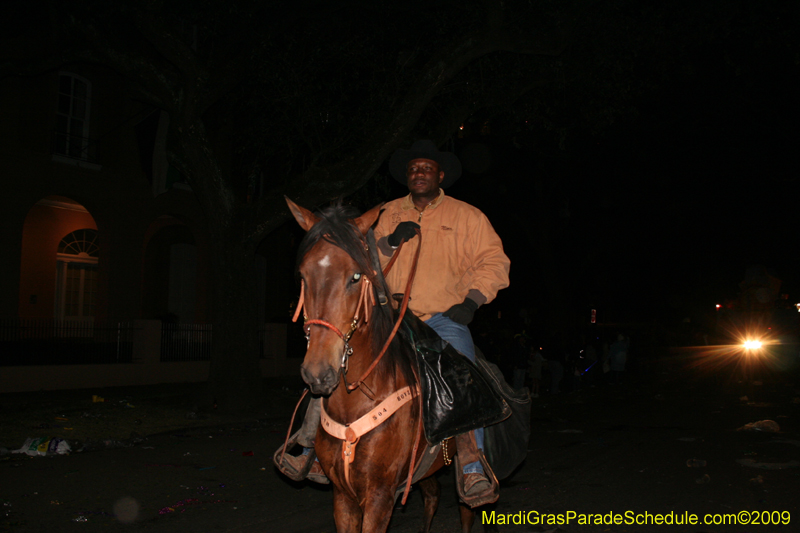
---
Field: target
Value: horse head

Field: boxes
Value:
[286,196,383,395]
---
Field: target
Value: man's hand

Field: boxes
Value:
[387,221,420,247]
[443,298,479,325]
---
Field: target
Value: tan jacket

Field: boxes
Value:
[374,190,510,321]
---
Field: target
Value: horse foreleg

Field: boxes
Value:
[417,476,440,533]
[360,489,396,533]
[333,487,363,533]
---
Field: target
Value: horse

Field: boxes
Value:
[283,197,487,533]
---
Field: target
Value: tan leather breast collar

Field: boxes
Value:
[320,386,417,497]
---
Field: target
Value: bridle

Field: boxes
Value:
[291,228,421,397]
[286,226,424,504]
[292,272,375,376]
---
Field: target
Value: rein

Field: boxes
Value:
[345,231,421,393]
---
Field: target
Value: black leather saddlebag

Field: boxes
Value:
[398,314,510,444]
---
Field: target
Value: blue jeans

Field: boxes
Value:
[425,313,484,475]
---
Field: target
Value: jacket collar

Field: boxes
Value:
[400,189,446,211]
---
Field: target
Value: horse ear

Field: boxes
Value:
[285,196,320,232]
[354,203,384,235]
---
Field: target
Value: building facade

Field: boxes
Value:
[0,64,295,391]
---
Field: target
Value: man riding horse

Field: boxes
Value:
[278,140,511,506]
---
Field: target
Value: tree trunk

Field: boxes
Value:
[206,231,263,412]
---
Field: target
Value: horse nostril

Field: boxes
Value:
[300,364,339,394]
[300,365,315,386]
[322,368,338,388]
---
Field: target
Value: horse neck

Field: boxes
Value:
[326,327,407,422]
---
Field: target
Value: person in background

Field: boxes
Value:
[608,333,629,384]
[528,346,544,398]
[512,333,530,390]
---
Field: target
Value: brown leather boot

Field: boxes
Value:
[278,452,330,484]
[454,431,499,507]
[273,397,329,483]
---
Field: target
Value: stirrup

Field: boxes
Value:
[307,460,330,485]
[454,452,499,508]
[273,429,317,482]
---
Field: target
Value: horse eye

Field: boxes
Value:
[351,273,362,283]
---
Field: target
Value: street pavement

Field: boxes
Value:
[2,354,799,532]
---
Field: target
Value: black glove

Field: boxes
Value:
[443,298,479,325]
[387,221,420,247]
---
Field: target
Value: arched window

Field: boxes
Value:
[58,228,99,257]
[55,229,99,320]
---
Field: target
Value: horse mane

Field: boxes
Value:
[296,202,417,390]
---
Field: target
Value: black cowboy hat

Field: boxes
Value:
[389,140,462,189]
